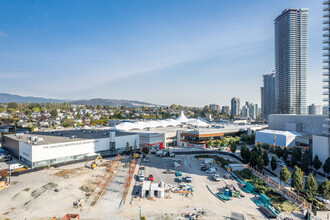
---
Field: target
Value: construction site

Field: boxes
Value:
[0,151,316,220]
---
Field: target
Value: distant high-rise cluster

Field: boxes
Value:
[324,0,330,135]
[274,8,308,115]
[209,104,220,112]
[242,102,258,119]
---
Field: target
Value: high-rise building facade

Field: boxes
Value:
[261,72,276,119]
[231,97,240,116]
[308,104,322,115]
[222,106,230,115]
[323,1,330,135]
[209,104,220,112]
[274,8,308,115]
[249,104,258,119]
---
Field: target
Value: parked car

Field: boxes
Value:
[212,174,221,181]
[205,168,217,173]
[148,175,154,181]
[200,167,209,171]
[316,196,330,204]
[185,176,192,183]
[278,161,286,167]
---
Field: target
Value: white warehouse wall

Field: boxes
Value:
[31,138,110,162]
[115,134,140,151]
[255,131,296,147]
[312,135,330,165]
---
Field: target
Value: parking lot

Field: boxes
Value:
[118,154,268,220]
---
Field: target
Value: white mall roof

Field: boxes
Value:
[113,111,209,131]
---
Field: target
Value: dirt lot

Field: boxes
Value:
[0,158,129,220]
[0,154,303,220]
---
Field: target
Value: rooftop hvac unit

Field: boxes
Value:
[37,137,44,142]
[33,141,38,145]
[70,135,77,139]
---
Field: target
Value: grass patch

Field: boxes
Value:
[235,169,298,212]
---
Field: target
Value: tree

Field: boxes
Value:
[240,146,251,163]
[6,108,14,113]
[292,148,302,167]
[249,151,259,168]
[271,156,278,171]
[25,109,32,116]
[318,179,330,200]
[257,155,265,172]
[304,173,317,202]
[0,169,9,182]
[275,147,284,159]
[125,142,130,154]
[313,155,322,171]
[323,158,330,176]
[291,166,303,193]
[142,147,149,155]
[280,166,291,185]
[50,109,58,117]
[230,142,237,153]
[301,151,311,172]
[7,102,18,109]
[215,140,221,148]
[32,107,40,112]
[207,139,214,148]
[262,151,269,166]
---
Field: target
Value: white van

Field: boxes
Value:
[9,163,24,170]
[139,171,144,182]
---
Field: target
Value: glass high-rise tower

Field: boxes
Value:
[323,1,330,135]
[274,8,308,115]
[261,72,276,119]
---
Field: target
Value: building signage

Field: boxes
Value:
[42,140,100,149]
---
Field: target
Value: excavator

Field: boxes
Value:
[91,155,103,169]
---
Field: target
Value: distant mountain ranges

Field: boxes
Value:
[0,93,159,107]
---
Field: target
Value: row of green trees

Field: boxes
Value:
[279,165,329,202]
[207,136,239,152]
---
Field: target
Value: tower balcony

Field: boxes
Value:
[324,18,330,24]
[324,85,330,89]
[323,25,330,31]
[323,58,330,63]
[323,78,330,82]
[324,91,330,95]
[323,72,330,76]
[323,98,330,102]
[324,45,330,50]
[323,39,330,44]
[323,64,330,69]
[324,0,330,4]
[324,5,330,11]
[323,52,330,56]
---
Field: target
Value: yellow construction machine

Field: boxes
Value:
[91,155,103,169]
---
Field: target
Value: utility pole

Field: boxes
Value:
[8,154,11,184]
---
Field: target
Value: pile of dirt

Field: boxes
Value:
[80,179,98,193]
[54,169,76,178]
[31,182,58,198]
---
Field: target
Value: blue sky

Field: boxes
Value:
[0,0,324,107]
